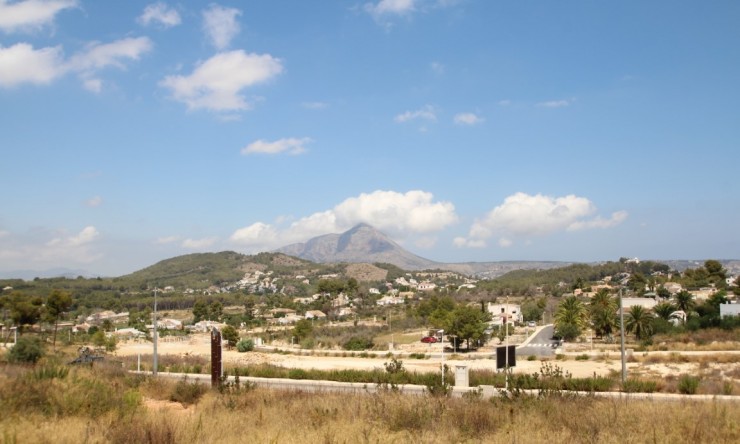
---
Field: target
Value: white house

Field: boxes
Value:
[417,281,437,291]
[720,302,740,318]
[305,310,327,320]
[487,303,522,325]
[377,295,404,306]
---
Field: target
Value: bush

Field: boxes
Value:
[170,378,207,405]
[678,375,700,394]
[236,338,254,353]
[622,378,659,393]
[343,336,374,351]
[7,336,44,364]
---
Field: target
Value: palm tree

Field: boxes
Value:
[554,296,588,340]
[625,305,654,340]
[653,301,677,321]
[673,291,695,321]
[589,289,617,338]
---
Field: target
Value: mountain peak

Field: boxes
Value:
[276,225,438,270]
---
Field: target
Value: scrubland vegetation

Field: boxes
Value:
[1,351,738,444]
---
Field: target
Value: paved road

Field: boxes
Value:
[517,325,560,357]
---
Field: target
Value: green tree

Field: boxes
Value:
[221,325,239,349]
[589,289,617,338]
[625,305,654,340]
[734,276,740,296]
[442,305,490,350]
[554,296,588,341]
[653,301,677,321]
[628,272,647,295]
[45,289,73,347]
[209,301,223,321]
[8,336,44,364]
[192,299,208,323]
[704,260,727,282]
[8,292,43,333]
[293,319,313,340]
[673,290,695,321]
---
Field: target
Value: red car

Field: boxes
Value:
[421,336,438,343]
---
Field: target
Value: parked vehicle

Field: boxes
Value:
[527,321,537,327]
[420,336,438,343]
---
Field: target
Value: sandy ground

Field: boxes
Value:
[111,333,739,379]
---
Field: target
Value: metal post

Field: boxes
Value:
[153,287,158,376]
[441,329,445,386]
[619,288,627,385]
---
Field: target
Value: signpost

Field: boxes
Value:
[211,328,222,388]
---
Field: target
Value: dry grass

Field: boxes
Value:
[2,387,739,443]
[1,355,739,444]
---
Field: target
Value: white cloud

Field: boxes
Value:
[453,112,483,125]
[430,61,445,75]
[241,137,311,155]
[0,225,102,268]
[67,37,152,72]
[498,99,511,106]
[47,225,99,247]
[182,237,217,250]
[230,190,458,250]
[536,99,570,108]
[498,237,512,248]
[138,2,181,28]
[230,222,279,249]
[160,50,283,112]
[0,229,10,238]
[85,196,102,207]
[0,37,151,89]
[365,0,416,18]
[394,105,436,123]
[0,43,64,87]
[568,211,629,231]
[301,101,328,110]
[456,192,628,248]
[203,4,241,50]
[0,0,77,33]
[155,235,180,245]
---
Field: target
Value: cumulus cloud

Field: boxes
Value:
[456,192,628,248]
[182,237,217,250]
[154,235,180,245]
[203,4,241,50]
[0,43,64,87]
[230,190,458,250]
[85,196,102,207]
[138,2,181,28]
[301,101,328,110]
[0,225,102,269]
[241,137,311,155]
[536,99,570,108]
[160,50,283,112]
[394,105,436,123]
[365,0,416,18]
[0,0,77,33]
[0,37,151,89]
[453,112,484,125]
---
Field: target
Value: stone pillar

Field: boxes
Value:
[455,365,469,388]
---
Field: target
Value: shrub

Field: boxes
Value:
[622,378,659,393]
[236,338,254,352]
[575,354,590,361]
[678,375,700,394]
[343,336,374,351]
[7,336,44,364]
[170,378,207,405]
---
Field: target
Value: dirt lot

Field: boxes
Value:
[114,333,740,380]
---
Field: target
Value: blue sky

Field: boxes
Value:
[1,0,739,277]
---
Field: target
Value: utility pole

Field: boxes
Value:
[153,287,158,376]
[619,288,627,385]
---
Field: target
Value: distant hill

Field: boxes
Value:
[277,223,440,271]
[276,223,571,277]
